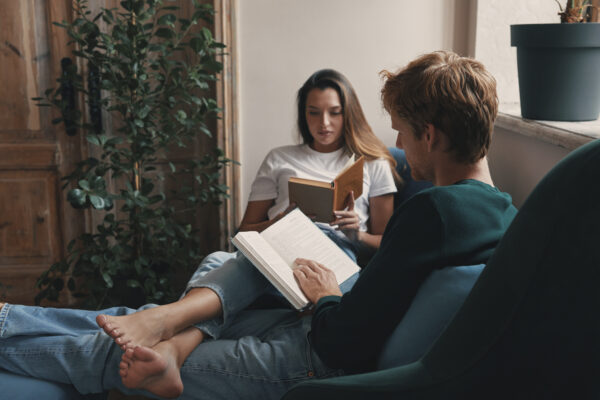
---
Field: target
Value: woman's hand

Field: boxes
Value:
[331,191,360,242]
[293,258,342,304]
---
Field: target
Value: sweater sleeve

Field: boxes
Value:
[310,192,445,373]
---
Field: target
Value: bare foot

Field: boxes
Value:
[96,307,173,350]
[119,344,183,399]
[0,302,5,311]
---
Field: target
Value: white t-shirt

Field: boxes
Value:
[248,144,397,232]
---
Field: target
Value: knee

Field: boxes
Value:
[201,251,236,267]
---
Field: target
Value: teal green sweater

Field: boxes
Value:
[310,180,518,374]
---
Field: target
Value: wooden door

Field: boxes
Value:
[0,1,85,304]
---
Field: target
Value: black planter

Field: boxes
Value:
[511,23,600,121]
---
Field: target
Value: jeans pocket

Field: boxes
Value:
[302,318,344,380]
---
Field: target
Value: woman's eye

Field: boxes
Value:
[308,111,320,116]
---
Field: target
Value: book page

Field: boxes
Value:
[232,231,309,309]
[261,209,359,285]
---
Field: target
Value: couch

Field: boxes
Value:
[282,140,600,398]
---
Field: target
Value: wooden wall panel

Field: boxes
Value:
[0,170,62,304]
[0,0,85,305]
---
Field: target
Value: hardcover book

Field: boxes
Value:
[288,155,364,223]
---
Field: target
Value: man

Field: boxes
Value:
[0,51,517,399]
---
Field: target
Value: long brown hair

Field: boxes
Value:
[297,69,401,183]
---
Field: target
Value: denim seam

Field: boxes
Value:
[188,283,227,339]
[0,303,11,337]
[179,366,313,383]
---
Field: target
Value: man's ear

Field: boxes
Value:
[424,123,439,152]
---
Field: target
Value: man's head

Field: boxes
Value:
[381,51,498,164]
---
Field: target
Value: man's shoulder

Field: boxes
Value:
[416,180,511,203]
[395,181,514,219]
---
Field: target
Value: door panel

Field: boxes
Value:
[0,0,84,305]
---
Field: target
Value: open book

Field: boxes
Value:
[231,209,360,310]
[288,155,364,223]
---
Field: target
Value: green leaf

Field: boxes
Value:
[67,188,87,208]
[86,135,101,146]
[126,279,141,288]
[176,110,187,122]
[101,271,114,288]
[189,37,205,53]
[89,195,106,209]
[91,255,103,265]
[155,27,174,39]
[78,179,90,191]
[157,13,176,26]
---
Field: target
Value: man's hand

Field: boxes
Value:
[331,191,360,242]
[293,258,342,304]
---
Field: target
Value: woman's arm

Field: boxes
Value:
[333,193,394,249]
[238,199,296,233]
[238,200,274,232]
[358,193,394,248]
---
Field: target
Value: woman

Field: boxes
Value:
[95,68,399,352]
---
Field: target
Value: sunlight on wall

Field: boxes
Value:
[475,0,557,104]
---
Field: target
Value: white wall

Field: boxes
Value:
[474,0,557,104]
[488,128,571,207]
[476,1,576,207]
[236,0,472,214]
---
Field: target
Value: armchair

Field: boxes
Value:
[283,139,600,399]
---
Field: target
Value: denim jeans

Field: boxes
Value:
[188,225,359,339]
[0,226,354,399]
[0,304,342,399]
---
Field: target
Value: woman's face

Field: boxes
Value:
[305,87,344,153]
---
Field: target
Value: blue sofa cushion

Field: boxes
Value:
[377,264,485,370]
[388,147,433,206]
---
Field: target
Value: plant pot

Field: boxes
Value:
[511,23,600,121]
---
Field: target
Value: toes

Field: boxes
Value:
[124,348,135,360]
[96,314,107,327]
[110,328,125,340]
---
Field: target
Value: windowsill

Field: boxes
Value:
[496,103,600,150]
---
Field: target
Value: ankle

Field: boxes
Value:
[0,302,4,311]
[157,304,178,340]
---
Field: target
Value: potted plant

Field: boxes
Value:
[33,0,233,309]
[511,0,600,121]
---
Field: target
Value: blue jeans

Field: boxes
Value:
[187,225,359,339]
[0,304,341,399]
[0,226,355,398]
